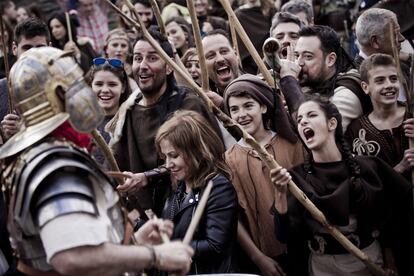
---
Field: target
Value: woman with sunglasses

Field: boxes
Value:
[48,12,97,73]
[86,57,133,165]
[104,28,138,92]
[270,94,414,276]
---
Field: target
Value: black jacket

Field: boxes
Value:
[163,174,239,274]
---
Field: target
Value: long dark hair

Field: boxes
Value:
[299,94,360,179]
[48,12,79,49]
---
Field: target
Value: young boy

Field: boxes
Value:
[346,53,414,178]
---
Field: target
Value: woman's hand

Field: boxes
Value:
[64,41,81,61]
[117,172,148,197]
[270,166,291,214]
[270,167,291,194]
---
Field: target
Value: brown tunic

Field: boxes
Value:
[225,134,305,258]
[112,85,221,215]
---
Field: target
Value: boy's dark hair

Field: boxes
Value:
[360,53,396,83]
[14,18,50,44]
[270,11,303,35]
[132,0,151,8]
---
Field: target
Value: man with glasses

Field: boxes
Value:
[110,27,221,217]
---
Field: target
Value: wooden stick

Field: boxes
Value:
[0,17,12,112]
[229,16,242,69]
[389,21,414,190]
[186,0,209,92]
[106,171,133,179]
[389,21,410,113]
[148,0,166,36]
[92,129,120,172]
[123,0,142,33]
[92,129,148,221]
[65,12,73,42]
[150,214,171,244]
[183,180,213,244]
[108,0,141,30]
[104,3,386,274]
[217,0,274,88]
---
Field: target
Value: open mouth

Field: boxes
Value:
[303,128,315,141]
[216,65,231,77]
[239,120,251,126]
[280,47,288,59]
[99,95,113,101]
[139,74,152,81]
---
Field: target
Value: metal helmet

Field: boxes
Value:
[0,47,103,159]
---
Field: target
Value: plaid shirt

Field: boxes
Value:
[77,5,109,55]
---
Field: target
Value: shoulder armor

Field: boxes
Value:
[34,171,97,228]
[11,140,112,236]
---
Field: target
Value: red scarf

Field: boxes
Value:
[50,121,93,152]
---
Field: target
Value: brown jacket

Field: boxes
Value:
[225,134,305,258]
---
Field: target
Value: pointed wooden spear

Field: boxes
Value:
[103,2,387,274]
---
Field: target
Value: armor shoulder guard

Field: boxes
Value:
[33,171,97,228]
[11,140,111,236]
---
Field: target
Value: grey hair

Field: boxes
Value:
[355,8,396,48]
[281,0,313,25]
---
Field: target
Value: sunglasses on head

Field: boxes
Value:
[92,57,124,68]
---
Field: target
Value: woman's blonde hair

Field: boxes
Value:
[155,110,230,188]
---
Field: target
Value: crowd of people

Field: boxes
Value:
[1,0,414,275]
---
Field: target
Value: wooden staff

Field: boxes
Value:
[92,129,148,220]
[65,12,73,42]
[123,0,142,33]
[229,16,242,69]
[0,16,12,112]
[217,0,274,88]
[148,0,166,36]
[104,3,386,274]
[183,180,213,244]
[389,21,414,189]
[186,0,209,92]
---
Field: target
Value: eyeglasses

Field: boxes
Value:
[92,57,124,68]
